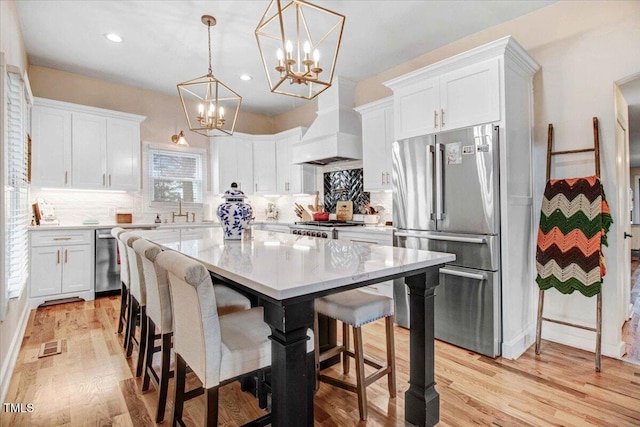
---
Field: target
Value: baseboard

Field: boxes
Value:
[28,290,94,310]
[541,324,626,358]
[502,326,536,360]
[0,302,31,402]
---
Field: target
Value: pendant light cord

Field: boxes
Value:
[207,21,213,75]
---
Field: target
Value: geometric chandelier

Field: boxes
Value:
[177,15,242,137]
[255,0,345,100]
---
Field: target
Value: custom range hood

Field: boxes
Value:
[292,77,362,165]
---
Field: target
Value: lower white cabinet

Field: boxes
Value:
[29,229,94,305]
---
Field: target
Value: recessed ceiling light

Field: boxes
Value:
[240,74,252,81]
[104,33,123,43]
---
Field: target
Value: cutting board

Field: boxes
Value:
[336,201,353,221]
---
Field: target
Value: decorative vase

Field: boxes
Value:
[216,182,253,240]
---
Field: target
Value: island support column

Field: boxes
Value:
[404,268,440,427]
[263,299,315,426]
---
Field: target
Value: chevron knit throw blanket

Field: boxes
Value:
[536,176,613,297]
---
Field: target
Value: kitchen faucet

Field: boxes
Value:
[172,198,190,223]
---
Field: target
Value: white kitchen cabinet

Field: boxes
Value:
[211,133,254,194]
[31,98,145,191]
[29,229,94,306]
[253,136,277,194]
[72,112,107,189]
[275,127,316,195]
[31,104,72,187]
[389,58,500,140]
[355,98,394,191]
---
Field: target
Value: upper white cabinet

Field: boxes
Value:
[253,136,277,194]
[355,97,394,191]
[212,127,315,196]
[31,98,145,190]
[275,127,315,195]
[211,133,254,194]
[387,58,500,140]
[31,105,72,187]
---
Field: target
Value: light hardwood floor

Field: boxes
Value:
[2,295,640,426]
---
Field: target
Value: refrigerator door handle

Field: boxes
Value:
[394,231,486,244]
[439,267,486,282]
[429,145,437,221]
[436,143,446,220]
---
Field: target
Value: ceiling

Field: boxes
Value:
[16,1,556,117]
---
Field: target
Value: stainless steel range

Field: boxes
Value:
[290,221,363,239]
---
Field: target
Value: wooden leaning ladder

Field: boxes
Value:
[535,117,603,372]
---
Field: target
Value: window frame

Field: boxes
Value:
[145,142,207,208]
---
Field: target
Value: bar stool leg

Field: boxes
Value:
[126,297,138,357]
[136,305,148,377]
[342,322,350,375]
[353,326,367,421]
[535,289,544,355]
[118,283,128,334]
[172,354,187,427]
[386,316,397,397]
[142,317,156,392]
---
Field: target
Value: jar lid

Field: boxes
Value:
[223,182,246,199]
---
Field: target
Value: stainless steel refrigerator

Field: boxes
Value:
[392,123,501,357]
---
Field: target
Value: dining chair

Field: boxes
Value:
[156,249,273,427]
[314,287,396,421]
[111,227,130,340]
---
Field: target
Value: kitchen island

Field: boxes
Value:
[135,228,454,426]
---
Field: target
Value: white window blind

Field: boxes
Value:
[149,148,203,203]
[5,70,29,301]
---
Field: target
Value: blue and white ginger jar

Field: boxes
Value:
[217,183,253,240]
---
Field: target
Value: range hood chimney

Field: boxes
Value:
[292,77,362,165]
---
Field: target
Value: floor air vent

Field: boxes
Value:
[38,340,62,358]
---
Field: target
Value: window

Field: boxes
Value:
[2,58,30,320]
[148,147,203,203]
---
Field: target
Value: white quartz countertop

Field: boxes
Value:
[28,221,296,232]
[134,228,454,301]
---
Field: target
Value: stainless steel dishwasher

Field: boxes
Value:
[95,228,121,296]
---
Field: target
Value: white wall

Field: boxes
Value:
[0,0,31,402]
[529,12,640,357]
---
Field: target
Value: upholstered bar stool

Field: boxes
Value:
[111,227,130,340]
[133,238,172,422]
[314,288,396,421]
[133,237,254,422]
[156,250,274,427]
[121,232,147,378]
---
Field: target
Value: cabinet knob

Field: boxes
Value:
[57,249,60,264]
[109,174,112,187]
[441,109,445,127]
[381,171,385,185]
[434,110,438,128]
[64,249,68,263]
[103,174,106,186]
[64,171,68,185]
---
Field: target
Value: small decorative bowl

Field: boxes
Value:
[312,212,330,221]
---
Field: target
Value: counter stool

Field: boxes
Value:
[314,288,396,421]
[121,232,147,378]
[111,227,129,340]
[157,250,274,427]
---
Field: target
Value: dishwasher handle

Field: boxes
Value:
[97,233,115,239]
